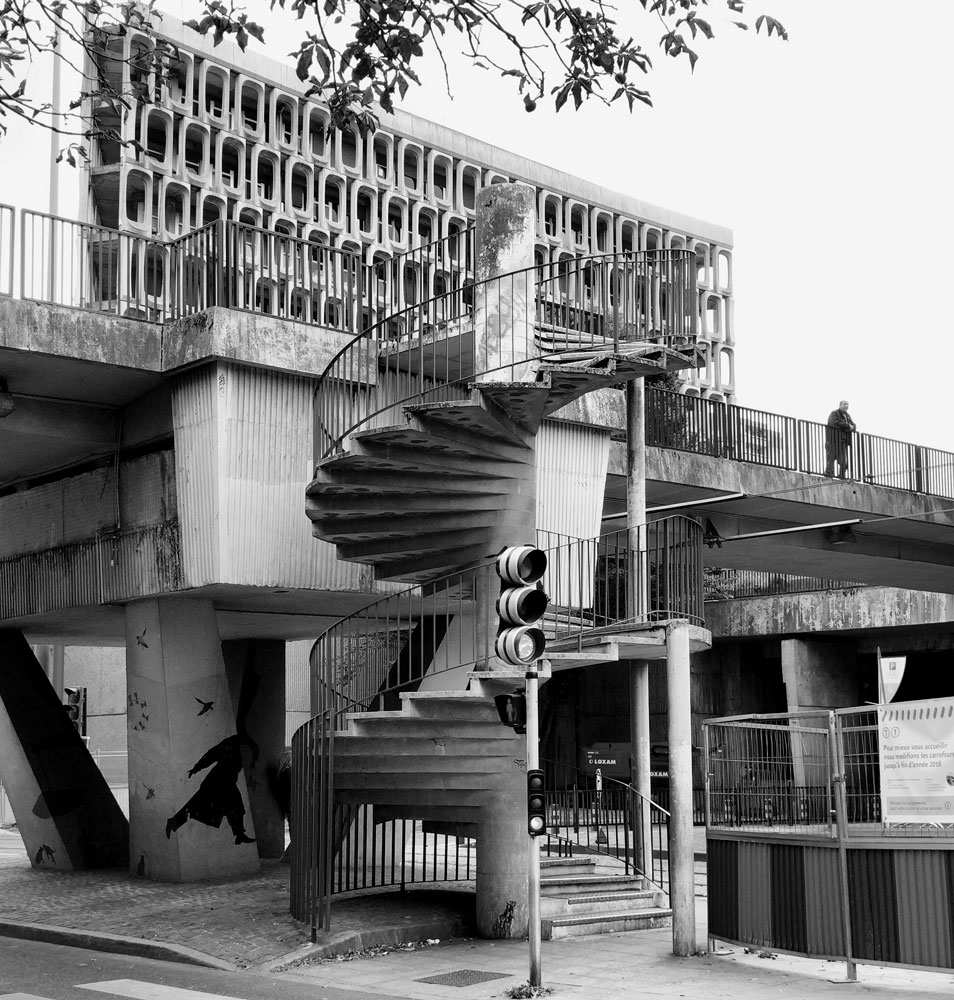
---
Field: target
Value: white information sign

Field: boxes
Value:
[879,697,954,824]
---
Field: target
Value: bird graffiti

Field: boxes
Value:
[195,697,215,716]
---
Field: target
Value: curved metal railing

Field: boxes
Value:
[314,248,696,462]
[290,518,702,929]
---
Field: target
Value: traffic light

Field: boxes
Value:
[527,768,546,836]
[63,686,87,736]
[495,545,548,666]
[494,691,527,733]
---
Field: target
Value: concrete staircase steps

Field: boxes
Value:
[335,770,505,792]
[541,873,645,896]
[540,889,658,918]
[333,755,508,775]
[542,907,673,940]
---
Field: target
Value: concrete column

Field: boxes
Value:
[781,638,855,788]
[0,630,127,871]
[667,621,696,957]
[474,184,536,382]
[222,639,287,860]
[125,598,259,881]
[629,661,652,871]
[476,758,529,938]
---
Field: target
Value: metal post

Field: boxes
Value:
[526,666,542,989]
[829,711,857,982]
[667,620,696,957]
[626,378,653,879]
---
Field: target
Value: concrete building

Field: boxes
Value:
[1,11,953,953]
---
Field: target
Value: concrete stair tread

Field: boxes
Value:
[540,857,597,870]
[545,906,672,927]
[565,890,656,905]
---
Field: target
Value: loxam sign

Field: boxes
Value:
[581,743,631,779]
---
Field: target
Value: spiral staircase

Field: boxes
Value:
[293,197,709,940]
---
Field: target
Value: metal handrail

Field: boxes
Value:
[308,520,704,720]
[542,757,671,896]
[647,388,954,498]
[704,569,865,602]
[314,248,697,462]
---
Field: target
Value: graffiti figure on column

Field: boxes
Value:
[165,731,259,845]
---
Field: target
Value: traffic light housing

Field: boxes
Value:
[63,686,87,736]
[527,768,546,836]
[494,691,527,733]
[495,545,548,666]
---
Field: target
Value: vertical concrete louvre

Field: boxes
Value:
[125,598,259,881]
[474,184,536,382]
[0,629,128,870]
[667,620,696,956]
[781,638,857,711]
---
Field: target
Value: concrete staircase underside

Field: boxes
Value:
[307,343,700,583]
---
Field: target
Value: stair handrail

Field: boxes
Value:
[307,519,704,722]
[313,247,697,462]
[542,757,671,897]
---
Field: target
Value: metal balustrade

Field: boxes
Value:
[704,569,864,602]
[291,520,703,931]
[543,757,671,897]
[314,248,697,461]
[647,389,954,498]
[0,203,13,297]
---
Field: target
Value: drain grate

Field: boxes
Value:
[416,969,513,987]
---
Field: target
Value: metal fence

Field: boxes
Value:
[704,707,954,976]
[647,389,954,498]
[704,569,865,602]
[21,209,169,319]
[0,203,13,297]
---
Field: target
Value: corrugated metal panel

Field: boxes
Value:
[771,843,807,953]
[803,844,845,957]
[171,366,219,586]
[848,849,899,963]
[536,419,610,538]
[173,363,380,592]
[895,850,952,969]
[738,840,772,947]
[286,639,312,714]
[706,838,739,940]
[0,522,183,618]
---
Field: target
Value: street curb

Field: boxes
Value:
[0,920,238,971]
[264,914,473,971]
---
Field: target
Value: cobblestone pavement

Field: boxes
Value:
[0,827,473,969]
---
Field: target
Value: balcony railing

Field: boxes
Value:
[314,248,697,461]
[647,388,954,499]
[704,569,865,602]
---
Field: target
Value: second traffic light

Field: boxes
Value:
[495,545,548,666]
[64,686,87,737]
[527,768,546,836]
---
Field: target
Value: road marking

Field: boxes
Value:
[0,994,57,999]
[78,983,245,1000]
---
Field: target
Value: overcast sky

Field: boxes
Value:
[3,0,951,450]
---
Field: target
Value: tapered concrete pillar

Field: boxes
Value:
[474,183,536,381]
[477,759,529,938]
[125,598,259,881]
[667,620,696,957]
[0,630,127,870]
[222,639,286,859]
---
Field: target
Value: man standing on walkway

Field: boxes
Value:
[825,400,856,478]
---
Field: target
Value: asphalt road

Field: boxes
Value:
[0,939,405,1000]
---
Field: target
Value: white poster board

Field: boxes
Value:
[879,697,954,824]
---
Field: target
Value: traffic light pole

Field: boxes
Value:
[525,663,542,988]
